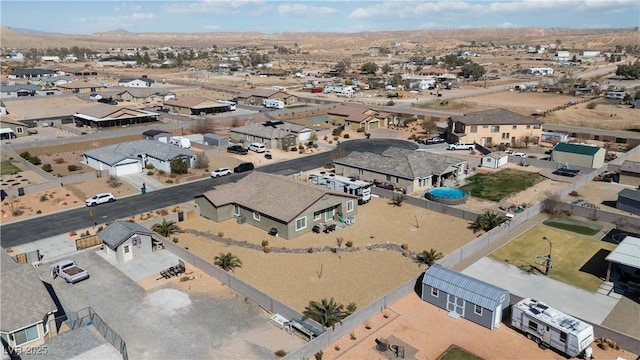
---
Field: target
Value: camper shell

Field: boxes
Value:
[511,298,593,358]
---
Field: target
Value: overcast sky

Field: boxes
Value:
[2,0,638,35]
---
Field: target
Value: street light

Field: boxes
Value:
[542,236,552,276]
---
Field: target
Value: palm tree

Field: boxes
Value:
[415,249,443,267]
[470,211,508,233]
[302,298,347,329]
[213,252,242,272]
[151,219,179,237]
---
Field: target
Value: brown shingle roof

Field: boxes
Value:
[197,172,356,223]
[75,103,145,119]
[450,108,543,126]
[163,95,211,108]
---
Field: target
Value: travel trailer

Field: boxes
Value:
[308,172,372,204]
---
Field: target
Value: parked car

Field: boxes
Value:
[85,192,116,207]
[425,136,445,145]
[27,129,38,135]
[227,145,248,155]
[248,143,266,153]
[234,162,254,173]
[512,152,528,157]
[211,167,231,177]
[50,260,89,283]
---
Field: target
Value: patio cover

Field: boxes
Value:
[605,235,640,268]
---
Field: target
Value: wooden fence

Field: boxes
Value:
[76,235,103,251]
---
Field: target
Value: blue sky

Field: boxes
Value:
[1,0,638,35]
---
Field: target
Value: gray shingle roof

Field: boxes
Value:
[117,88,173,98]
[83,139,196,166]
[450,108,542,126]
[9,69,57,77]
[334,147,465,179]
[618,188,640,202]
[119,77,155,85]
[98,220,156,249]
[423,264,509,310]
[1,84,39,92]
[619,160,640,174]
[230,121,310,140]
[1,252,57,332]
[197,172,356,223]
[485,151,508,159]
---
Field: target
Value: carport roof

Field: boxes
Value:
[98,220,156,250]
[605,235,640,269]
[1,252,57,332]
[552,142,602,156]
[334,147,465,179]
[83,139,196,166]
[620,160,640,174]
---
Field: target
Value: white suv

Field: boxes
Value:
[85,192,116,207]
[248,143,266,153]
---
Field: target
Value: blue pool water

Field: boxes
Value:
[428,187,466,199]
[310,116,328,122]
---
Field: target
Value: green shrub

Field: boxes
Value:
[356,128,365,133]
[42,164,53,172]
[158,170,166,175]
[332,128,342,136]
[147,171,155,176]
[39,194,48,202]
[346,240,353,248]
[19,151,31,160]
[343,134,350,139]
[145,163,155,169]
[29,156,42,165]
[261,240,269,247]
[165,179,174,184]
[586,102,597,109]
[12,209,24,216]
[67,164,80,171]
[36,210,42,214]
[170,159,188,174]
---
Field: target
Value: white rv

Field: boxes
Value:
[263,99,284,109]
[308,172,372,204]
[170,136,191,149]
[511,298,593,358]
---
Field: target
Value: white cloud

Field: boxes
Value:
[115,4,142,12]
[417,22,441,29]
[161,0,265,15]
[76,13,159,31]
[498,22,518,28]
[278,4,338,17]
[203,24,222,31]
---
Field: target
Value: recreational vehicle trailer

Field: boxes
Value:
[308,172,372,204]
[511,298,593,358]
[263,99,284,109]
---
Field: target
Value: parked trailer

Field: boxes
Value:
[308,172,372,204]
[511,298,593,358]
[263,99,284,109]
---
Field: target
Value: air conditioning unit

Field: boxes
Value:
[237,215,246,224]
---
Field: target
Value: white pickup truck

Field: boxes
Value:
[51,260,89,284]
[447,142,475,150]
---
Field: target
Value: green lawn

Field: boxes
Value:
[489,226,616,292]
[543,217,603,236]
[437,345,484,360]
[0,161,21,175]
[461,169,543,202]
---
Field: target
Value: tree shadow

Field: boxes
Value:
[579,248,612,279]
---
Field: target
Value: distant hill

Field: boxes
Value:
[3,26,63,35]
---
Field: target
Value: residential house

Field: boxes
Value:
[96,57,136,68]
[0,119,27,139]
[421,265,510,330]
[98,220,158,263]
[66,66,98,77]
[229,120,312,149]
[117,88,176,105]
[73,104,160,129]
[619,160,640,187]
[28,75,73,87]
[327,105,397,132]
[142,129,172,143]
[236,89,297,107]
[333,147,467,194]
[581,51,601,57]
[1,84,39,98]
[7,68,57,79]
[41,56,61,63]
[550,142,606,168]
[195,172,359,239]
[163,96,234,116]
[446,108,543,147]
[1,251,59,352]
[83,139,197,176]
[118,76,155,87]
[616,188,640,216]
[555,51,571,60]
[57,81,104,94]
[480,152,509,169]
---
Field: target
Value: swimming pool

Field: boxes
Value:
[310,116,328,122]
[425,187,468,205]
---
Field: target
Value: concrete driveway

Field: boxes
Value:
[121,173,165,192]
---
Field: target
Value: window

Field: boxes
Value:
[474,304,482,315]
[501,132,510,139]
[470,125,477,133]
[482,125,488,128]
[314,211,321,221]
[233,204,239,216]
[346,200,354,213]
[12,325,39,345]
[295,216,307,231]
[123,245,130,254]
[385,175,391,181]
[491,126,500,133]
[528,321,538,332]
[16,127,24,134]
[560,332,567,343]
[431,288,439,297]
[253,212,261,221]
[526,125,531,129]
[593,135,599,141]
[325,208,334,221]
[512,125,517,130]
[486,137,493,144]
[533,125,540,129]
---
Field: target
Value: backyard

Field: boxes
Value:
[489,225,616,292]
[461,168,543,202]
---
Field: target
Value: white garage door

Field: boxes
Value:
[298,131,311,142]
[115,162,140,176]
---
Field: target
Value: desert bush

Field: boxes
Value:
[145,163,155,169]
[158,169,166,175]
[308,247,314,253]
[42,164,53,172]
[193,152,209,169]
[36,210,42,214]
[261,240,269,247]
[19,151,31,160]
[170,159,189,174]
[147,171,155,176]
[274,349,287,357]
[569,190,579,196]
[165,179,174,184]
[332,128,342,136]
[67,164,80,171]
[346,240,353,248]
[169,173,177,178]
[263,246,271,253]
[217,231,224,237]
[29,156,42,165]
[158,209,169,216]
[39,194,48,202]
[586,102,597,109]
[97,226,103,232]
[53,157,65,164]
[401,243,408,250]
[107,176,121,188]
[343,134,350,139]
[172,237,179,243]
[356,128,364,133]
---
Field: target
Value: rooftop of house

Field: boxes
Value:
[164,95,226,108]
[98,220,156,250]
[620,160,640,174]
[450,108,543,126]
[229,120,309,139]
[83,139,196,165]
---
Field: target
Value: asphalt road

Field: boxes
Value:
[0,138,416,248]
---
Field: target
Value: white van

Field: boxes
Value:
[248,143,266,153]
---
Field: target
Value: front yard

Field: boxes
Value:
[489,225,616,292]
[461,168,543,202]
